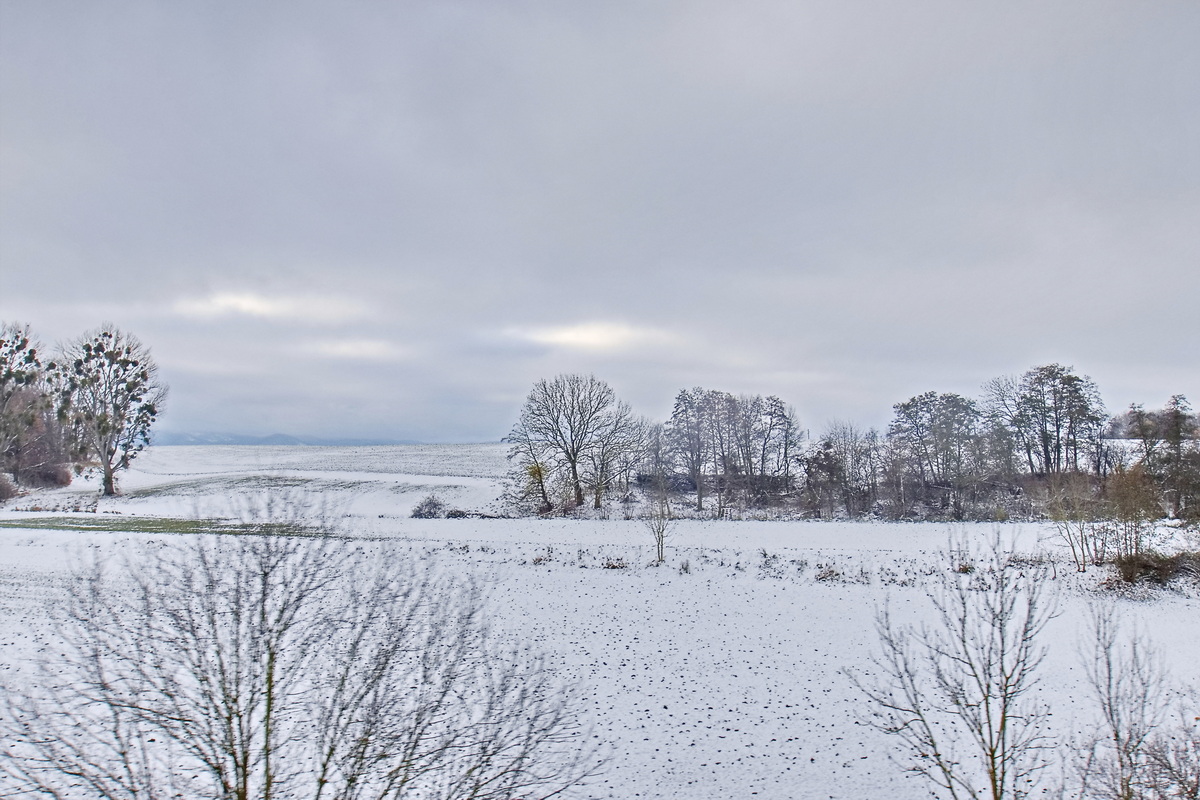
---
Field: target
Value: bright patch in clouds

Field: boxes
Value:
[311,339,407,361]
[174,292,363,323]
[508,322,677,352]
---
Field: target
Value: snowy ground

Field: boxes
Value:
[2,445,1198,799]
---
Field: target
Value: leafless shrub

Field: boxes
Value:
[1052,509,1107,574]
[1113,552,1200,586]
[20,462,73,488]
[1144,703,1200,800]
[849,533,1057,799]
[644,497,673,564]
[0,534,601,799]
[1068,604,1199,800]
[412,493,448,519]
[1071,604,1166,799]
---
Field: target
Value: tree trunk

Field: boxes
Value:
[569,461,584,507]
[101,460,116,496]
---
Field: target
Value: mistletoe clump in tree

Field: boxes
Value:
[55,326,167,496]
[0,323,46,482]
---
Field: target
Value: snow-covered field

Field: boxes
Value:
[2,445,1198,799]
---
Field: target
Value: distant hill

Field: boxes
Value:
[153,432,423,446]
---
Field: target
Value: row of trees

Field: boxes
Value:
[803,365,1125,520]
[804,386,1198,524]
[505,367,1200,524]
[665,388,799,514]
[504,375,801,516]
[1,322,166,496]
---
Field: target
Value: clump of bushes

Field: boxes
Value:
[410,494,447,519]
[0,463,71,502]
[1114,551,1200,585]
[21,464,73,489]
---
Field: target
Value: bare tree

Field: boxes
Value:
[1068,604,1200,800]
[643,492,673,564]
[666,387,711,512]
[1049,474,1107,572]
[984,375,1038,477]
[1104,465,1162,559]
[1019,365,1106,476]
[53,325,167,496]
[582,400,641,509]
[888,391,982,517]
[1,534,601,800]
[849,534,1056,799]
[1144,702,1200,800]
[1072,604,1166,800]
[613,416,654,502]
[807,421,880,518]
[503,412,559,514]
[1154,396,1200,526]
[507,374,634,510]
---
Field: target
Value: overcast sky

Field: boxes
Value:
[2,1,1197,442]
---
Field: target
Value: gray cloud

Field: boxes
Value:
[2,0,1197,441]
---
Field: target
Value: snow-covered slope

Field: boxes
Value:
[1,445,1197,799]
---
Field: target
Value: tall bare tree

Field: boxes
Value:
[889,392,980,486]
[1021,365,1105,475]
[984,375,1037,477]
[666,387,712,511]
[507,374,628,509]
[583,400,641,509]
[806,421,880,518]
[504,412,559,514]
[666,389,799,515]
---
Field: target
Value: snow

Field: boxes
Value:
[1,444,1198,799]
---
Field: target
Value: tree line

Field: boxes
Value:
[505,367,1200,525]
[1,321,166,497]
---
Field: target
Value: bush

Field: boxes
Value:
[21,463,72,488]
[410,494,447,519]
[1113,551,1200,585]
[0,475,17,502]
